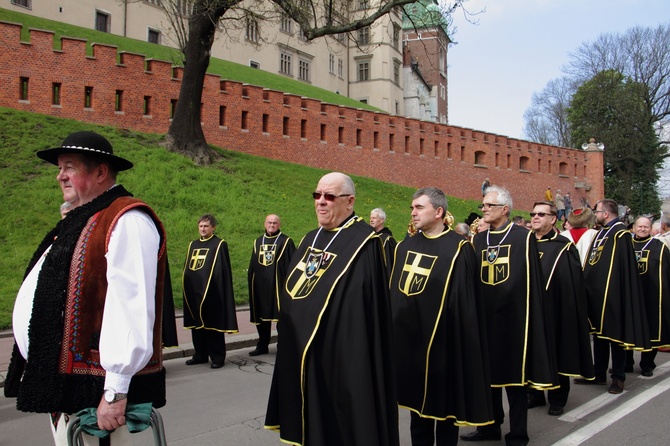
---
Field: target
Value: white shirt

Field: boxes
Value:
[13,209,160,393]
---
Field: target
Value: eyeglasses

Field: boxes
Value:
[312,192,352,201]
[593,209,606,214]
[478,203,505,210]
[529,212,553,217]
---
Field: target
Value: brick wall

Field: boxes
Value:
[0,22,604,211]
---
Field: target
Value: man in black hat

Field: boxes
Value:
[6,131,168,444]
[248,214,295,356]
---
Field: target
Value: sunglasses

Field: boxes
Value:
[478,203,504,210]
[529,212,553,217]
[312,192,352,201]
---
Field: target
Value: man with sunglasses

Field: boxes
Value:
[265,172,398,446]
[575,199,650,394]
[391,188,493,446]
[527,202,594,416]
[461,186,557,446]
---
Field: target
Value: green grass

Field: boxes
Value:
[0,107,491,329]
[0,7,379,112]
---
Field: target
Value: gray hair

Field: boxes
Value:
[662,213,670,226]
[412,187,448,217]
[371,208,386,221]
[484,185,513,215]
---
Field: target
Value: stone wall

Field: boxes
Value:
[0,21,604,210]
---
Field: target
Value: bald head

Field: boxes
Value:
[265,214,281,235]
[314,172,356,229]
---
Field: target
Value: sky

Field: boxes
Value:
[447,0,670,141]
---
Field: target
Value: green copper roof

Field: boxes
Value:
[402,0,450,34]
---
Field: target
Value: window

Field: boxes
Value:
[84,86,93,108]
[298,27,307,41]
[280,14,292,34]
[358,27,370,45]
[11,0,31,9]
[249,60,260,69]
[19,77,29,101]
[358,0,369,9]
[337,58,344,79]
[336,32,346,45]
[392,24,400,49]
[280,52,292,76]
[143,96,152,116]
[358,60,370,81]
[52,83,61,105]
[246,19,259,43]
[329,54,335,75]
[115,90,123,111]
[393,60,400,84]
[360,98,368,104]
[148,29,160,44]
[299,60,310,82]
[95,11,110,33]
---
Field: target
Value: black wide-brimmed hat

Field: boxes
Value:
[37,131,133,171]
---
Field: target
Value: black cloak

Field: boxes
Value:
[583,220,650,350]
[633,236,670,348]
[248,232,296,323]
[182,235,238,332]
[265,216,399,446]
[536,232,594,378]
[472,221,558,389]
[390,227,494,426]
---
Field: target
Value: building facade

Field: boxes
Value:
[4,0,419,118]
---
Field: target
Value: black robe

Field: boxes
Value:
[536,232,594,378]
[583,220,650,350]
[248,232,296,323]
[377,226,397,280]
[390,227,494,426]
[472,221,558,389]
[265,216,398,446]
[182,235,238,332]
[633,236,670,348]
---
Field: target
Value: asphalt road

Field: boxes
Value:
[2,346,670,445]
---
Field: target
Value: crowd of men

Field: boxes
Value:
[6,130,670,446]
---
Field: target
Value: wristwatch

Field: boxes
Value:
[103,389,128,404]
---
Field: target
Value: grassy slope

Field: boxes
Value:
[0,7,378,111]
[0,107,486,329]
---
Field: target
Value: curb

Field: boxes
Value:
[0,333,276,390]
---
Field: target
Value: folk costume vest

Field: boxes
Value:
[5,186,167,413]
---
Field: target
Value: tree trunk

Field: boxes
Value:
[164,6,226,165]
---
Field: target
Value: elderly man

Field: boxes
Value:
[265,172,398,446]
[6,131,167,445]
[527,202,594,416]
[575,199,650,394]
[183,214,238,368]
[461,186,556,446]
[391,188,493,446]
[628,216,670,376]
[370,207,397,276]
[248,214,295,356]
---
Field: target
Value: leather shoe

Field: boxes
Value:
[608,378,624,394]
[574,377,606,385]
[185,358,208,366]
[640,369,653,377]
[460,428,502,442]
[548,405,564,416]
[249,348,269,357]
[210,362,224,369]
